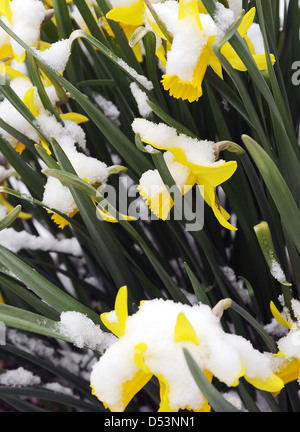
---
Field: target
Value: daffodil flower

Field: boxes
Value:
[0,0,47,63]
[90,286,284,412]
[270,300,300,387]
[147,0,275,102]
[132,118,238,230]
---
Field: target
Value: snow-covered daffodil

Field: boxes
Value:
[90,286,284,412]
[146,0,275,102]
[270,300,300,387]
[132,118,238,231]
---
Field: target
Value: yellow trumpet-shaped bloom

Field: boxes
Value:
[90,286,284,412]
[132,118,237,230]
[145,0,276,102]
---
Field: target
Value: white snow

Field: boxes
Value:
[228,0,243,18]
[0,227,82,255]
[130,82,152,117]
[34,39,72,73]
[214,3,235,36]
[91,92,121,126]
[0,367,41,387]
[132,118,219,166]
[9,0,46,59]
[117,58,154,91]
[270,259,287,283]
[57,311,117,352]
[139,152,191,198]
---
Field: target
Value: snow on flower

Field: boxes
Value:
[57,311,117,352]
[107,0,275,102]
[0,0,46,63]
[90,286,283,412]
[270,300,300,387]
[132,118,237,230]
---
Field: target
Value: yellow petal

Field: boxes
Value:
[133,343,151,374]
[120,370,152,412]
[100,344,152,412]
[209,53,223,80]
[178,0,202,29]
[15,142,26,155]
[245,373,284,393]
[94,200,136,223]
[0,194,32,219]
[232,364,246,387]
[40,137,52,155]
[191,160,238,188]
[273,357,300,386]
[198,1,207,14]
[251,53,276,70]
[0,44,13,62]
[12,50,26,64]
[111,343,153,412]
[60,112,89,124]
[162,46,210,103]
[4,66,30,81]
[155,44,167,69]
[221,41,276,72]
[0,291,4,304]
[198,183,237,231]
[101,286,128,338]
[138,182,175,221]
[174,311,199,345]
[47,209,78,230]
[238,7,256,38]
[0,0,12,22]
[106,1,144,27]
[39,41,52,51]
[157,374,174,412]
[162,74,203,103]
[23,87,39,117]
[244,35,256,55]
[270,301,292,330]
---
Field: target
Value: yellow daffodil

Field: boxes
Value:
[270,300,300,387]
[132,118,237,230]
[146,0,275,102]
[90,286,284,412]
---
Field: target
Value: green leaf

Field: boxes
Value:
[0,245,100,323]
[0,304,69,341]
[242,134,300,256]
[254,221,292,287]
[0,205,21,231]
[183,348,240,412]
[230,300,277,353]
[0,136,44,199]
[0,272,59,320]
[42,168,102,201]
